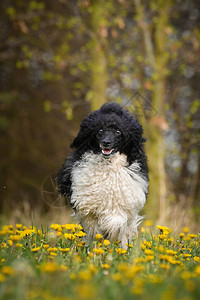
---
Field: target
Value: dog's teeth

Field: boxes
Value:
[102,149,114,155]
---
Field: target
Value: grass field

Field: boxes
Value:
[0,220,200,300]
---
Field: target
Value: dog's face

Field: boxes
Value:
[96,126,123,157]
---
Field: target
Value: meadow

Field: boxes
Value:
[0,221,199,300]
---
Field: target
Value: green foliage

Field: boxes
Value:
[0,222,200,299]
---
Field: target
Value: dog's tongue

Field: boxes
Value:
[102,149,113,155]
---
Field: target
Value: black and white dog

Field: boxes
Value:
[57,103,149,247]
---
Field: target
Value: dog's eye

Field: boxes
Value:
[116,130,121,135]
[98,129,103,135]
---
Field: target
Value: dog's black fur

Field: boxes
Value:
[57,103,148,204]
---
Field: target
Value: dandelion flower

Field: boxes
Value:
[102,264,110,269]
[103,239,110,246]
[1,266,14,275]
[64,233,75,240]
[41,262,58,273]
[95,234,103,240]
[59,248,70,253]
[47,247,58,252]
[31,247,41,252]
[115,248,127,255]
[93,248,104,255]
[194,256,200,263]
[75,231,86,237]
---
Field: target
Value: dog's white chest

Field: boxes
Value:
[71,152,147,218]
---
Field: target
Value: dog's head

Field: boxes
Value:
[71,103,146,162]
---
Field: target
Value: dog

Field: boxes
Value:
[57,103,149,247]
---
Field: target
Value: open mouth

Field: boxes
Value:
[101,148,114,156]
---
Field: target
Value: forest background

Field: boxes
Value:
[0,0,199,230]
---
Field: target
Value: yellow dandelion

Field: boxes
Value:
[126,265,145,279]
[50,224,62,230]
[60,265,68,271]
[78,270,92,281]
[103,239,110,246]
[112,273,122,282]
[144,220,153,227]
[41,262,58,273]
[75,231,86,237]
[95,234,103,240]
[140,243,146,250]
[49,252,57,256]
[181,271,195,280]
[135,257,146,263]
[59,248,70,253]
[179,232,185,238]
[157,225,171,233]
[195,265,200,275]
[140,227,145,233]
[126,243,133,248]
[43,244,50,249]
[47,247,58,252]
[88,264,97,274]
[16,243,23,249]
[22,229,35,236]
[145,255,154,262]
[1,243,7,248]
[16,224,22,230]
[115,248,127,255]
[183,236,191,241]
[160,263,170,270]
[183,253,192,258]
[1,266,14,275]
[158,245,164,253]
[31,246,41,252]
[187,234,197,238]
[144,249,154,255]
[167,237,174,244]
[64,233,75,240]
[166,249,177,255]
[37,229,42,236]
[77,242,86,247]
[102,264,110,269]
[183,227,189,233]
[193,256,200,263]
[93,248,104,255]
[7,240,13,246]
[143,240,152,248]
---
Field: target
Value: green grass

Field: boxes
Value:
[0,222,200,300]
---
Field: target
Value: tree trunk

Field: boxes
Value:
[89,0,108,111]
[134,0,172,222]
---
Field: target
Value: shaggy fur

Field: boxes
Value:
[57,103,149,247]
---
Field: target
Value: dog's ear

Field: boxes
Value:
[70,112,98,150]
[71,120,91,149]
[120,118,146,164]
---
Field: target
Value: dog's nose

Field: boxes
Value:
[102,140,111,148]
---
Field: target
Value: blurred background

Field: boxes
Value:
[0,0,199,230]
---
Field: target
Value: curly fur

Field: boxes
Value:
[57,103,149,247]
